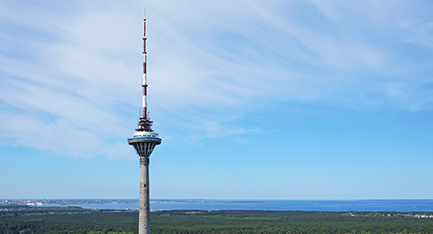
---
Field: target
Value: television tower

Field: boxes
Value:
[128,14,161,234]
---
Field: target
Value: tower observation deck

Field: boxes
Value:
[127,15,161,234]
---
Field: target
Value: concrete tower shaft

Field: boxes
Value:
[139,157,150,234]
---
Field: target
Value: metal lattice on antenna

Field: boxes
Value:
[127,9,162,234]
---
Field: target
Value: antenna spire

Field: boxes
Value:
[136,12,153,132]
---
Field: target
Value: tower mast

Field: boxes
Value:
[128,12,162,234]
[137,15,153,132]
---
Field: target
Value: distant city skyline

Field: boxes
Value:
[1,1,433,200]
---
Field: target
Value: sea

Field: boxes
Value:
[76,200,433,212]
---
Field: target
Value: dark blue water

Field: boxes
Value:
[78,200,433,212]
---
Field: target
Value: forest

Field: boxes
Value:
[1,205,433,233]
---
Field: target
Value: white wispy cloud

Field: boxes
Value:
[0,1,142,158]
[1,0,432,158]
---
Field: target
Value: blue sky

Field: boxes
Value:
[1,0,433,200]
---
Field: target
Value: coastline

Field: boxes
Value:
[2,199,433,212]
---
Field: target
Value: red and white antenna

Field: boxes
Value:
[137,11,153,132]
